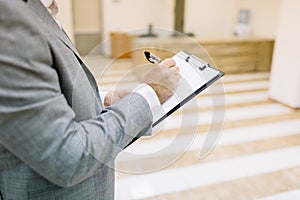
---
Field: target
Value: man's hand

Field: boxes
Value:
[141,58,180,103]
[104,90,131,107]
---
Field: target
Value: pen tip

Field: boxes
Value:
[144,51,150,57]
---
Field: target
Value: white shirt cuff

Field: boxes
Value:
[100,91,108,107]
[133,83,162,126]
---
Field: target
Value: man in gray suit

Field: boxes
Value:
[0,0,180,199]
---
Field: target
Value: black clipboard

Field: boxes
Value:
[124,51,224,148]
[152,50,225,127]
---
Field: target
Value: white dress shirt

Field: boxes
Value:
[40,0,161,125]
[40,0,58,17]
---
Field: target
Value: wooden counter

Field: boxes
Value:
[130,37,274,76]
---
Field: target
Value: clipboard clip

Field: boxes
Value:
[185,56,207,71]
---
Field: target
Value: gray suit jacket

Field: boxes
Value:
[0,0,152,199]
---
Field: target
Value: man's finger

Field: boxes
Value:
[170,65,180,73]
[160,58,176,68]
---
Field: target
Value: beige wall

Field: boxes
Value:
[73,0,102,33]
[185,0,236,37]
[102,0,174,38]
[57,0,282,41]
[102,0,236,38]
[56,0,74,41]
[100,0,281,39]
[71,0,104,55]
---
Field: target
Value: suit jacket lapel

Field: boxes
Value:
[25,0,81,59]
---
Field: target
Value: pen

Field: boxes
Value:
[144,51,162,64]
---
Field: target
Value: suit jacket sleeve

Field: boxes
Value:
[0,1,152,187]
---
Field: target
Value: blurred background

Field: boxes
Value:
[56,0,300,199]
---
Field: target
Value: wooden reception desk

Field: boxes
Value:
[130,37,274,75]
